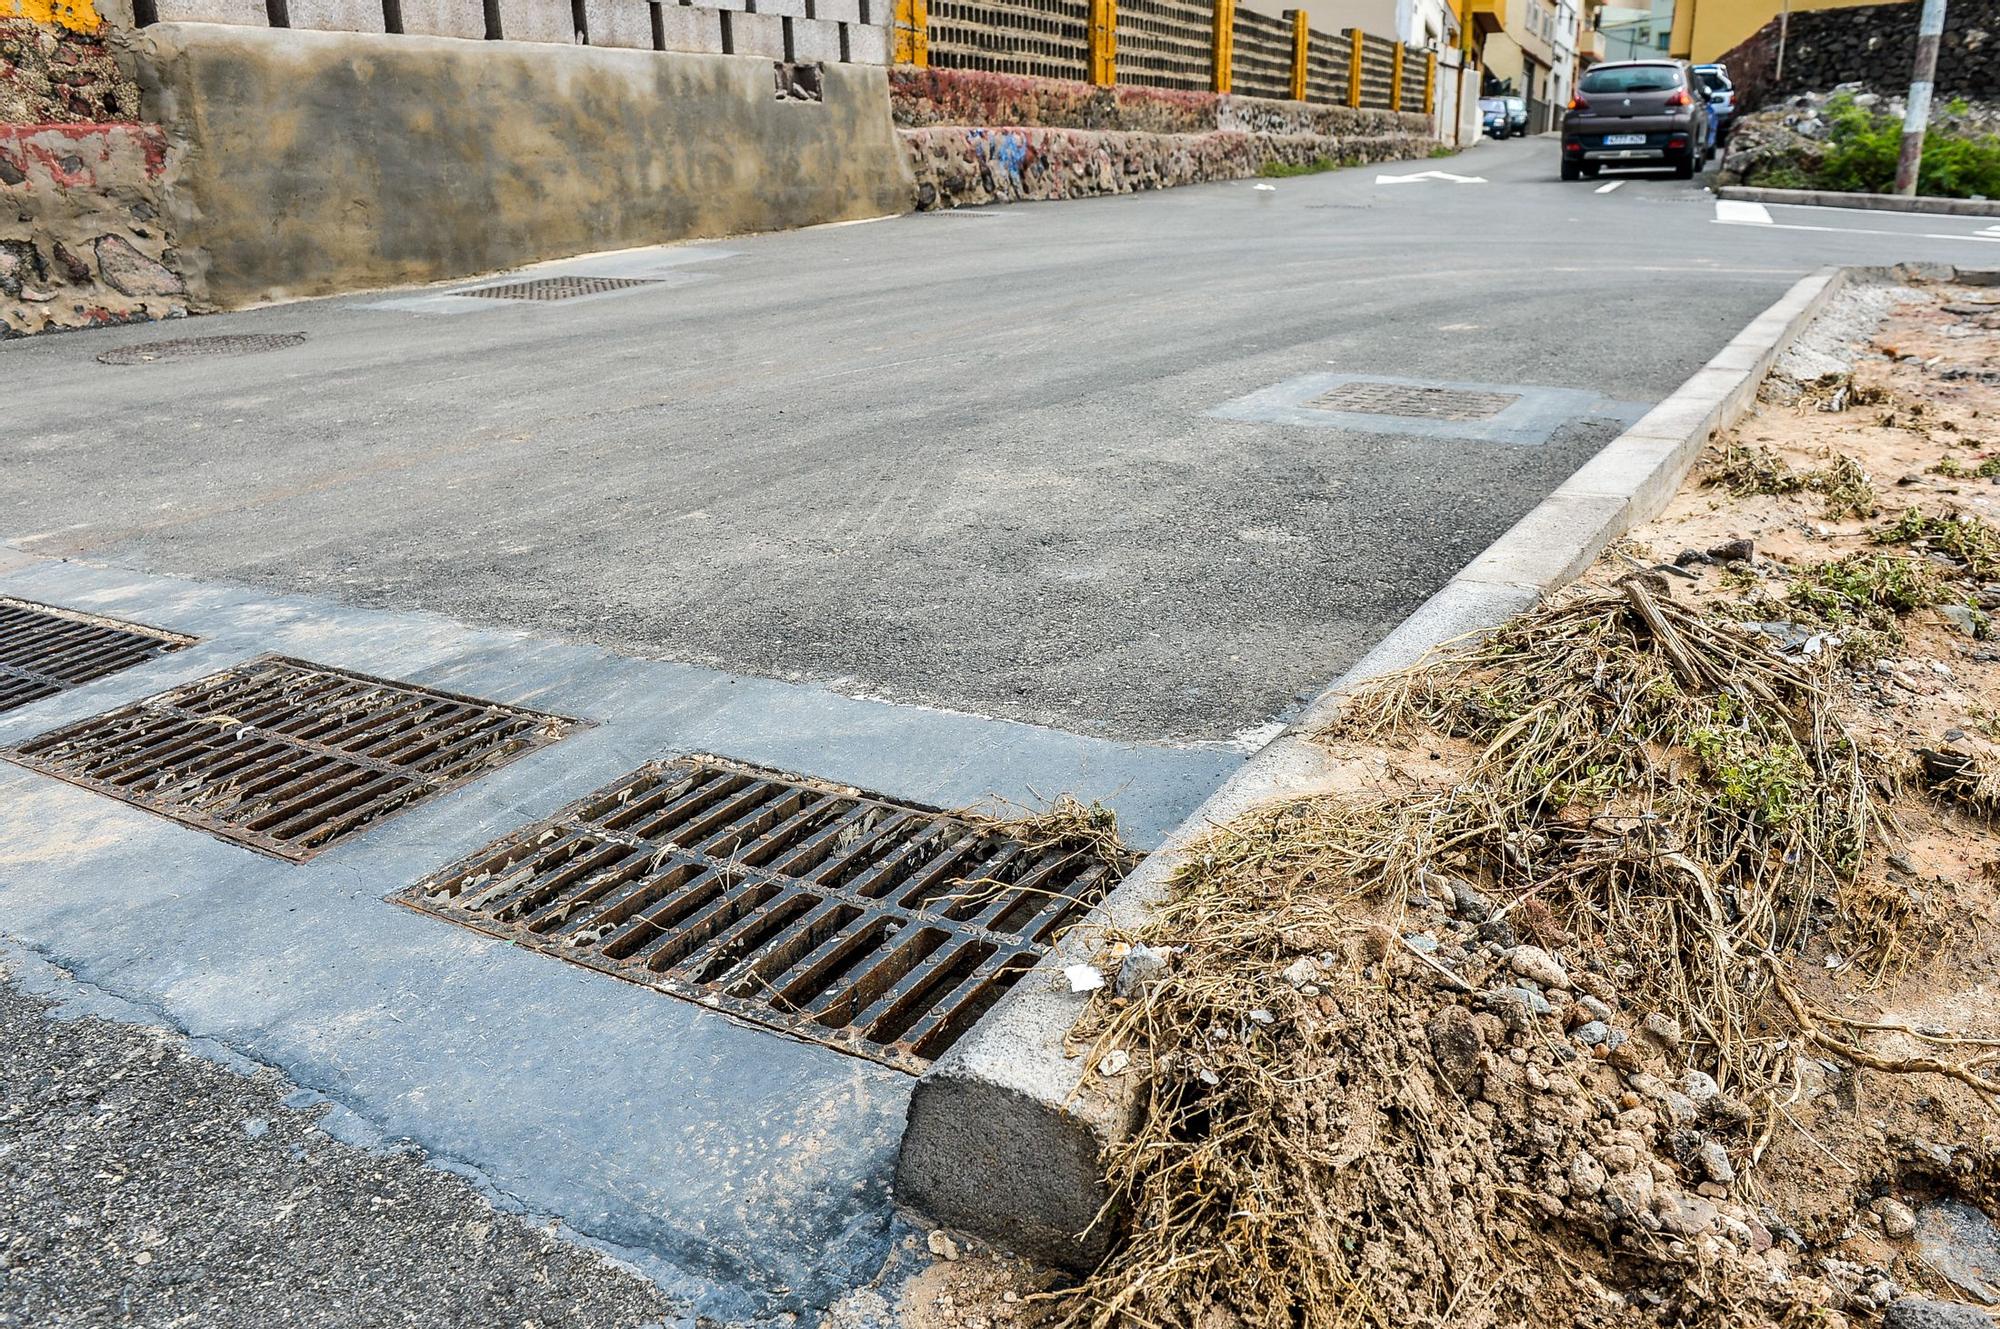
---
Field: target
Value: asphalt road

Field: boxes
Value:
[10,135,1992,747]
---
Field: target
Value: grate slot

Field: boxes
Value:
[457,276,661,302]
[0,598,195,718]
[3,655,578,861]
[398,755,1136,1072]
[1309,381,1523,421]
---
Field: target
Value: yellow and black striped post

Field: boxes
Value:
[1289,9,1308,101]
[893,0,927,65]
[1346,27,1363,107]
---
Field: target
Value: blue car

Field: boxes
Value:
[1692,63,1735,147]
[1480,97,1510,138]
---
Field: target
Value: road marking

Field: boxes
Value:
[1979,225,2000,237]
[1375,170,1489,184]
[1713,218,2000,244]
[1595,180,1626,193]
[1714,199,1773,224]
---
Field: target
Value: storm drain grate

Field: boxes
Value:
[398,756,1137,1073]
[97,333,308,365]
[0,598,196,717]
[3,655,579,861]
[456,276,661,302]
[1308,381,1522,420]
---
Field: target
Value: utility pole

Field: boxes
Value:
[1774,0,1789,82]
[1894,0,1948,196]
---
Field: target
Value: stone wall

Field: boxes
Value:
[2,13,188,337]
[1716,0,2000,113]
[133,24,914,308]
[891,67,1436,210]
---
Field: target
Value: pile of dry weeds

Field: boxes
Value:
[1056,581,1999,1329]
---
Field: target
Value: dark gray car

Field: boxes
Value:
[1559,60,1712,180]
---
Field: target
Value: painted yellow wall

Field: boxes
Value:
[3,0,102,32]
[1668,0,1906,64]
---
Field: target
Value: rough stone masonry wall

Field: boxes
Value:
[2,13,188,337]
[1716,0,2000,114]
[890,67,1434,210]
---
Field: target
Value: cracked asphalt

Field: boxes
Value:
[0,964,674,1329]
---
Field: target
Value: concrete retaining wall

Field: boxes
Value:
[130,23,914,308]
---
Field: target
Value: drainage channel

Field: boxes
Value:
[2,655,581,862]
[400,755,1135,1073]
[0,597,196,716]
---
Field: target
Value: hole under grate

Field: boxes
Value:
[1308,381,1522,421]
[0,598,196,717]
[398,755,1137,1073]
[456,276,661,302]
[3,655,580,861]
[97,333,308,365]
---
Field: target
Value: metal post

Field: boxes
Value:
[1894,0,1946,195]
[1391,40,1406,110]
[1088,0,1116,86]
[893,0,927,65]
[1348,25,1363,107]
[1290,10,1309,101]
[1424,49,1437,115]
[1212,0,1235,93]
[1774,0,1789,81]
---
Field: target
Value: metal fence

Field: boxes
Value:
[901,0,1438,113]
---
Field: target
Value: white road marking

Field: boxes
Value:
[1595,180,1626,193]
[1713,218,2000,244]
[1979,224,2000,237]
[1375,170,1489,184]
[1714,199,1773,224]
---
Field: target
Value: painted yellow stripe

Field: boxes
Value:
[5,0,104,33]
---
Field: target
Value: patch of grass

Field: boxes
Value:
[1809,93,2000,200]
[1930,454,2000,480]
[1789,551,1953,632]
[1704,443,1879,518]
[1876,507,2000,579]
[1258,155,1360,177]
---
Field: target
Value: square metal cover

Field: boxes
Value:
[457,276,660,302]
[398,756,1136,1073]
[1307,381,1522,420]
[3,655,580,861]
[0,597,195,717]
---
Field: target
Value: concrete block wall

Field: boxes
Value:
[144,0,892,62]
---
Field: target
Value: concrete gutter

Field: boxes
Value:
[1718,185,2000,218]
[893,263,1854,1270]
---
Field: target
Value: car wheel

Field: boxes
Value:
[1674,154,1695,180]
[1582,164,1602,179]
[1561,161,1582,181]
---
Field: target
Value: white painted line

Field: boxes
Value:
[802,214,899,230]
[1375,170,1489,184]
[1715,199,1773,224]
[1713,218,2000,244]
[1979,225,2000,237]
[1595,180,1626,193]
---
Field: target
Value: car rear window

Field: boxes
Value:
[1480,98,1504,111]
[1695,70,1728,91]
[1582,65,1684,94]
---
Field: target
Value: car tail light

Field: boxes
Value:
[1567,94,1589,110]
[1665,89,1691,107]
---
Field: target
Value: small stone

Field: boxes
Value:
[1578,995,1614,1023]
[242,1117,269,1139]
[1640,1012,1683,1053]
[1097,1049,1130,1077]
[1696,1140,1736,1184]
[1450,881,1492,921]
[1573,1020,1610,1046]
[1680,1070,1719,1101]
[1710,538,1756,563]
[927,1229,962,1262]
[1884,1297,1995,1329]
[133,1251,152,1266]
[1505,945,1569,989]
[94,233,185,299]
[1115,944,1171,996]
[1941,604,1985,638]
[1282,956,1323,988]
[1877,1197,1919,1240]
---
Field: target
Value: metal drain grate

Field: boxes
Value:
[97,333,308,365]
[1308,381,1522,420]
[3,656,579,861]
[0,598,196,717]
[398,756,1136,1072]
[456,277,661,302]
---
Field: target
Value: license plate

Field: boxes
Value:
[1604,134,1646,146]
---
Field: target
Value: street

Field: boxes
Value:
[3,132,1999,1325]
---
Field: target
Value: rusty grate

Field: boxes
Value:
[97,333,308,365]
[456,276,661,302]
[1309,381,1522,421]
[3,655,579,861]
[0,598,196,717]
[398,756,1135,1073]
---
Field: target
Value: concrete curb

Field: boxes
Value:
[1718,185,2000,218]
[893,263,1854,1270]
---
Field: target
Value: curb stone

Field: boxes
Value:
[1719,186,2000,219]
[893,263,1858,1271]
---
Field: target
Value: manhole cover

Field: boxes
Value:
[3,655,580,861]
[0,598,196,717]
[456,276,661,302]
[1308,381,1522,420]
[97,333,308,365]
[399,756,1136,1072]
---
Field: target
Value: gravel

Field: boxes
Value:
[0,963,675,1329]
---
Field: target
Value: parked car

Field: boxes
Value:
[1502,95,1529,137]
[1692,62,1735,146]
[1480,97,1510,138]
[1559,60,1713,181]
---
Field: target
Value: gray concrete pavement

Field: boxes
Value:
[11,135,1992,747]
